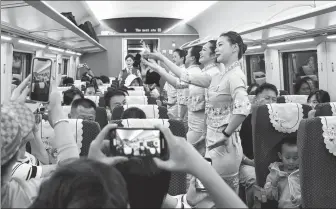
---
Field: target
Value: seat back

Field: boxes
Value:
[128,86,144,91]
[277,95,308,104]
[252,103,311,187]
[41,119,100,157]
[126,96,148,105]
[95,107,108,129]
[298,117,336,208]
[128,90,145,96]
[315,102,336,117]
[113,118,187,195]
[98,96,106,107]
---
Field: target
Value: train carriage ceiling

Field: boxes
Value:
[1,1,336,53]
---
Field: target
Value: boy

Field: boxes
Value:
[264,136,301,208]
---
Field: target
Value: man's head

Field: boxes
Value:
[63,88,84,106]
[116,158,171,208]
[69,98,97,121]
[254,83,278,106]
[125,54,135,69]
[104,90,126,112]
[278,136,299,172]
[85,84,96,96]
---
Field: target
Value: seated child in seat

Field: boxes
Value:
[264,136,301,208]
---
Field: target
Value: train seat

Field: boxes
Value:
[252,103,311,208]
[298,116,336,208]
[277,95,308,104]
[84,95,100,106]
[314,102,336,116]
[128,90,145,96]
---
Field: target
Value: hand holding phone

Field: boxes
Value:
[109,128,168,159]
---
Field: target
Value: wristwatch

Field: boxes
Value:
[223,130,231,138]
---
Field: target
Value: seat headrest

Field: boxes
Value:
[121,119,170,128]
[128,90,145,96]
[57,86,71,92]
[123,105,159,119]
[279,95,308,104]
[126,96,148,105]
[84,95,100,106]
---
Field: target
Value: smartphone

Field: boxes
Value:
[195,158,212,192]
[109,128,168,159]
[29,57,53,103]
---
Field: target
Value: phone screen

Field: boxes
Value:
[112,128,163,157]
[195,158,212,191]
[30,58,52,103]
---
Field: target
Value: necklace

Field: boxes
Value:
[203,63,217,72]
[215,61,240,92]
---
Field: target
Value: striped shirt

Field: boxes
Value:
[11,152,43,180]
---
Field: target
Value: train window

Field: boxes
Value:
[12,52,32,83]
[282,50,318,95]
[245,54,266,86]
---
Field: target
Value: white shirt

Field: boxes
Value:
[11,152,43,180]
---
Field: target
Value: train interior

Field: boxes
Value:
[1,1,336,208]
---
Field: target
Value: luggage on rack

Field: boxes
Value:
[79,21,99,43]
[61,12,78,26]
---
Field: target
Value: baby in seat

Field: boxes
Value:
[264,136,301,208]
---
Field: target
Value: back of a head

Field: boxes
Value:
[100,75,110,84]
[190,46,202,65]
[29,158,128,208]
[255,83,278,97]
[71,98,97,111]
[63,77,74,86]
[63,88,84,105]
[122,107,147,119]
[116,158,171,208]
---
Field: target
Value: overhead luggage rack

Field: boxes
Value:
[1,0,106,54]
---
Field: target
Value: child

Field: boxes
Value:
[264,136,301,208]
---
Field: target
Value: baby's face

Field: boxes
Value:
[279,144,299,172]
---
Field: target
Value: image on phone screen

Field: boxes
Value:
[112,129,162,157]
[30,58,52,103]
[196,158,212,191]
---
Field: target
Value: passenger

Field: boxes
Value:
[264,136,301,208]
[144,65,161,99]
[29,158,129,208]
[307,89,330,109]
[144,31,250,195]
[247,83,259,95]
[239,82,278,208]
[63,87,84,106]
[1,76,79,208]
[118,54,142,86]
[62,77,74,86]
[69,98,97,121]
[85,84,96,96]
[104,90,126,120]
[124,74,143,87]
[121,107,147,119]
[294,77,315,95]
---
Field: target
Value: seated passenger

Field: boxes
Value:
[294,77,315,95]
[69,98,97,121]
[85,84,96,96]
[239,82,278,208]
[104,90,126,120]
[264,136,301,208]
[307,89,330,109]
[121,107,147,119]
[29,158,129,208]
[144,68,161,99]
[63,87,84,106]
[124,74,143,87]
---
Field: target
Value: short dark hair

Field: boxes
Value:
[116,158,171,208]
[219,31,247,60]
[104,90,126,107]
[173,48,186,64]
[247,83,259,94]
[71,98,97,110]
[278,136,297,153]
[294,77,314,95]
[122,107,147,119]
[189,46,202,65]
[63,88,84,105]
[100,75,110,84]
[307,89,330,103]
[125,54,135,61]
[63,77,74,86]
[29,158,128,208]
[255,83,278,97]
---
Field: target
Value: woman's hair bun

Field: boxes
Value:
[242,43,247,54]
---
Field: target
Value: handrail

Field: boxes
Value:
[24,0,106,51]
